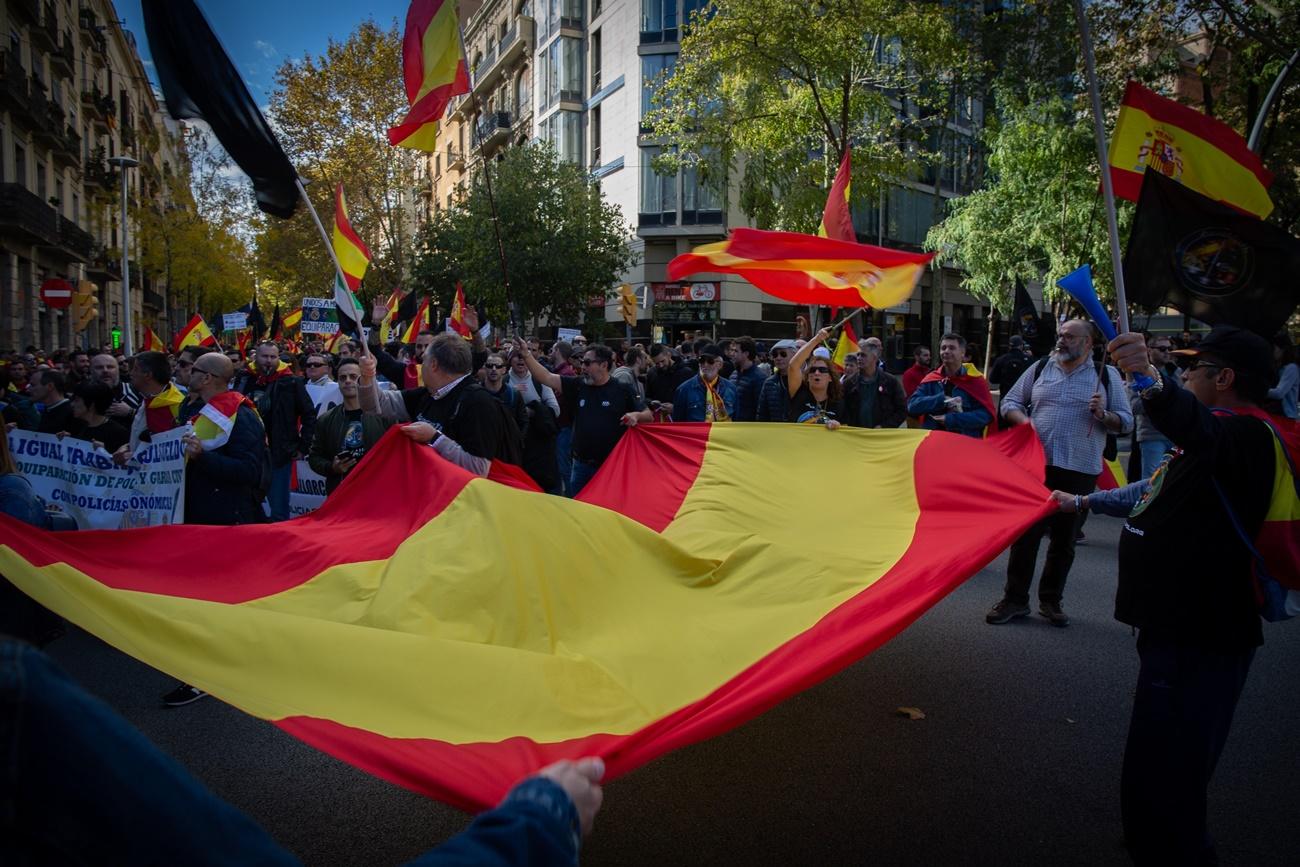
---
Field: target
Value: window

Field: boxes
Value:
[560,0,583,27]
[641,0,677,43]
[682,151,721,222]
[514,69,530,116]
[591,29,601,92]
[592,0,603,18]
[544,35,582,107]
[682,0,710,31]
[36,160,46,200]
[591,105,601,166]
[544,109,582,166]
[641,53,676,119]
[434,154,441,176]
[639,145,677,224]
[15,144,26,188]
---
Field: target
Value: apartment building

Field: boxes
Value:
[1,0,186,352]
[431,0,1000,352]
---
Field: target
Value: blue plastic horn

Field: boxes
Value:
[1056,264,1154,391]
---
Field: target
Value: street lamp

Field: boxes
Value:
[108,155,139,356]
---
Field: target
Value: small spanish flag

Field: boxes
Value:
[173,314,217,353]
[332,184,372,292]
[388,0,470,151]
[1108,80,1274,218]
[400,296,430,344]
[830,319,860,373]
[282,307,303,333]
[669,228,933,310]
[448,281,471,338]
[143,326,167,353]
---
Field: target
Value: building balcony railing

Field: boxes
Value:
[31,3,59,51]
[52,124,81,168]
[84,151,116,194]
[475,111,512,150]
[143,288,166,310]
[10,0,39,23]
[472,17,534,101]
[85,244,120,279]
[0,52,34,119]
[55,215,94,262]
[0,182,59,246]
[448,148,466,172]
[121,124,136,152]
[51,30,76,78]
[34,100,64,146]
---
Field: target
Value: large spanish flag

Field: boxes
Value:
[1108,80,1274,218]
[0,424,1051,812]
[669,228,933,309]
[332,184,372,292]
[387,0,470,151]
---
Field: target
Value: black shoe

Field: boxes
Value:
[1039,601,1070,627]
[162,683,207,707]
[986,598,1030,625]
[1075,531,1086,543]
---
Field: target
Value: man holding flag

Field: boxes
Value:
[906,333,994,439]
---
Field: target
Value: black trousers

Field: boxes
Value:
[1003,465,1097,605]
[1121,633,1254,866]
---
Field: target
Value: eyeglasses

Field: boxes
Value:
[772,351,790,359]
[483,362,506,369]
[699,356,720,364]
[306,361,328,368]
[1184,360,1222,373]
[807,366,831,374]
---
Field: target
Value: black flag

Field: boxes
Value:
[1013,279,1039,341]
[142,0,299,218]
[1124,172,1300,337]
[238,299,266,338]
[268,304,283,340]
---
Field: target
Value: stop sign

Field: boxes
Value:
[40,278,75,309]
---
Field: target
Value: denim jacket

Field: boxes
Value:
[672,375,738,422]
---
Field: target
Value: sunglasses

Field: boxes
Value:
[484,362,506,369]
[808,366,831,374]
[306,361,328,368]
[1184,360,1222,373]
[700,356,720,364]
[772,351,790,358]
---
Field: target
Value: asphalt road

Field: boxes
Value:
[47,512,1300,866]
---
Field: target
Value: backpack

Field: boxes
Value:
[1028,357,1119,461]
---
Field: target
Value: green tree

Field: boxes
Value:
[256,20,417,304]
[409,143,636,327]
[643,0,978,232]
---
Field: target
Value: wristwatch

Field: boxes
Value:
[1139,366,1164,399]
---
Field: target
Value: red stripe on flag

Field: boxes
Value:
[576,423,711,531]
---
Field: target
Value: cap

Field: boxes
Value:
[812,346,832,359]
[770,339,798,353]
[1009,335,1024,348]
[1172,324,1274,384]
[697,343,725,361]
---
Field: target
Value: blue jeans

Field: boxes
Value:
[555,427,573,497]
[268,461,292,522]
[1121,633,1254,866]
[1138,438,1173,480]
[0,639,582,866]
[569,459,600,498]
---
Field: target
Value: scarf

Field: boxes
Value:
[920,368,998,434]
[191,392,259,451]
[143,383,186,434]
[248,360,293,389]
[702,375,731,423]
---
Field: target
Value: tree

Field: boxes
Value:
[643,0,978,233]
[409,143,636,327]
[255,20,418,305]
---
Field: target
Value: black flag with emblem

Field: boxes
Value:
[1124,171,1300,336]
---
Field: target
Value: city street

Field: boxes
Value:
[48,512,1300,866]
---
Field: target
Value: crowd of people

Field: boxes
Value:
[2,314,1299,864]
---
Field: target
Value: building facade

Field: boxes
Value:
[1,0,186,353]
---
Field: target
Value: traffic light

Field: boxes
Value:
[74,281,100,331]
[110,327,122,350]
[619,283,637,326]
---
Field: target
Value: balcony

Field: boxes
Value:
[53,124,81,169]
[143,288,166,311]
[84,89,113,131]
[85,244,120,280]
[51,30,76,78]
[121,123,136,152]
[84,151,116,194]
[55,214,94,262]
[474,111,512,150]
[34,100,64,146]
[0,183,59,246]
[31,4,59,52]
[471,16,534,101]
[448,147,466,172]
[0,52,33,119]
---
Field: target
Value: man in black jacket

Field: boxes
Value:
[1105,325,1283,865]
[239,341,315,522]
[645,344,692,417]
[841,343,907,429]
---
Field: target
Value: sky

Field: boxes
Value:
[117,0,412,105]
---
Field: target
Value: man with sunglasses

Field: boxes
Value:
[756,339,799,422]
[479,352,529,443]
[517,341,651,496]
[672,343,738,422]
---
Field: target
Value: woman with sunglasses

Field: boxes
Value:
[785,328,843,428]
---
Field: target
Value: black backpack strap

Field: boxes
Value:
[1025,357,1049,412]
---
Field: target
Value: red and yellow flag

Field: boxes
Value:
[818,149,853,242]
[387,0,470,151]
[669,228,933,310]
[282,307,303,333]
[1108,80,1274,218]
[0,424,1051,812]
[379,288,402,342]
[173,314,216,353]
[830,319,860,373]
[448,281,471,338]
[400,296,431,343]
[143,326,167,353]
[332,184,372,292]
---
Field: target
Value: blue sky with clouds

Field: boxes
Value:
[117,0,411,104]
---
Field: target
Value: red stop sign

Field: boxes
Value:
[40,278,75,309]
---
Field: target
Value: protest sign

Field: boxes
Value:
[557,327,583,342]
[289,460,326,518]
[222,312,248,331]
[7,428,187,529]
[301,297,339,335]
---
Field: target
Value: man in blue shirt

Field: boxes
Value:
[906,333,994,438]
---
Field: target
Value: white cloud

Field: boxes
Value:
[254,40,277,59]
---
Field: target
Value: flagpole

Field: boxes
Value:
[1075,0,1130,334]
[1247,46,1299,153]
[294,177,371,358]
